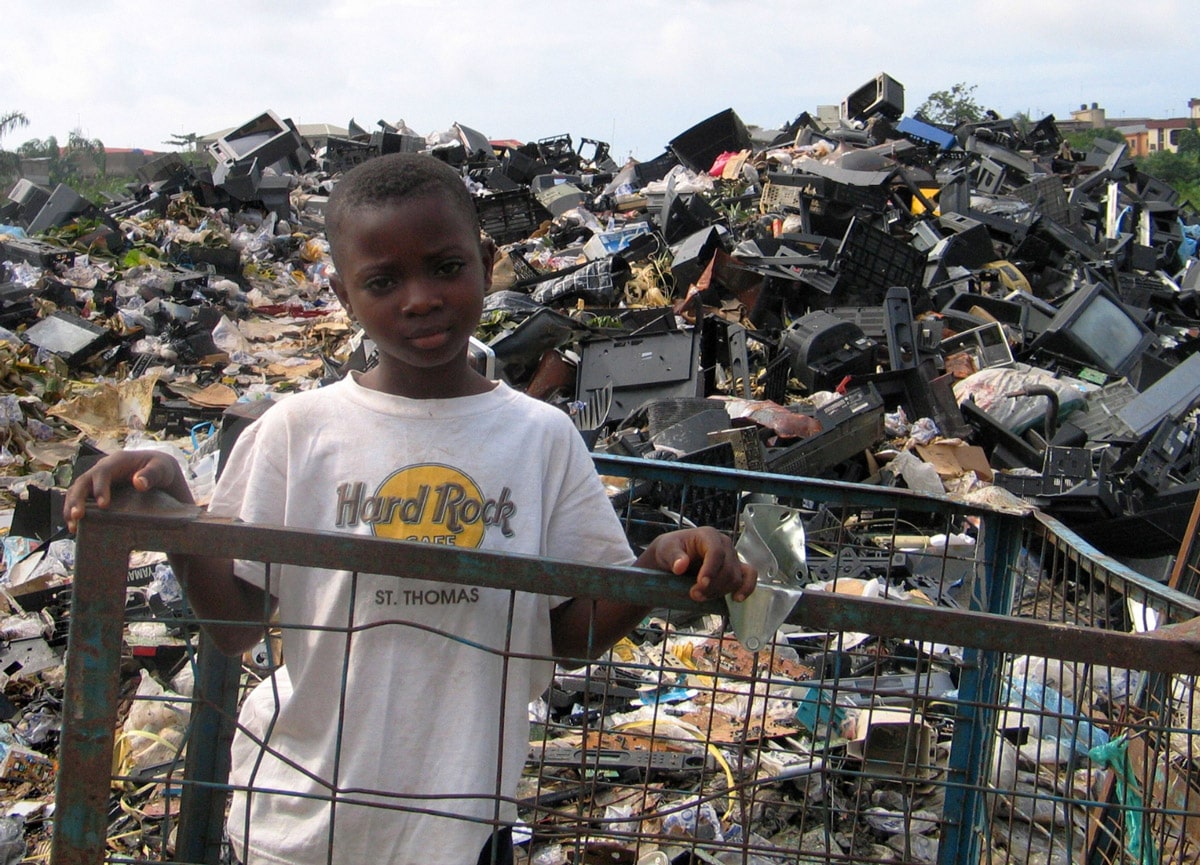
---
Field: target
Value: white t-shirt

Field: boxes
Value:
[209,375,635,865]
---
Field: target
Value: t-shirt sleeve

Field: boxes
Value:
[542,423,636,610]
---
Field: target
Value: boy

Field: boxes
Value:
[64,153,756,865]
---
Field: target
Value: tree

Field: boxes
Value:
[1179,124,1200,157]
[16,128,105,186]
[0,110,29,186]
[164,131,200,151]
[65,128,105,179]
[1138,149,1199,187]
[0,111,28,143]
[1064,127,1126,152]
[916,83,986,127]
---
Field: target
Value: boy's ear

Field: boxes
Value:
[331,273,354,320]
[479,236,497,293]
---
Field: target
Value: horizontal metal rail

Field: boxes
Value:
[53,485,1200,864]
[1032,509,1200,619]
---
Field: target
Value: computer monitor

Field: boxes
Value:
[1028,280,1153,378]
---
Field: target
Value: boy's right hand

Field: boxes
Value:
[63,451,194,533]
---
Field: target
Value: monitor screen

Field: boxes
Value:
[1066,291,1148,373]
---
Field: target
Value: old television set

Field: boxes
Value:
[1027,280,1153,378]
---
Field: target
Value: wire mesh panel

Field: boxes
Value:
[52,460,1200,865]
[1006,514,1200,865]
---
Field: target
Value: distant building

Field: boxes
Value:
[1063,100,1198,156]
[1117,124,1150,158]
[1145,118,1195,154]
[1070,102,1108,129]
[18,147,159,181]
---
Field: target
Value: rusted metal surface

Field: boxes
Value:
[78,490,1200,675]
[1032,510,1200,621]
[53,478,1200,864]
[51,517,138,865]
[593,452,1012,519]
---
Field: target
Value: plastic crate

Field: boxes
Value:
[1117,272,1165,308]
[764,170,890,214]
[759,181,805,214]
[759,349,793,403]
[1012,175,1072,225]
[323,137,377,173]
[668,108,751,174]
[833,217,927,303]
[475,189,549,246]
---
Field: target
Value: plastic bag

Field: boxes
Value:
[953,363,1086,435]
[531,256,630,306]
[211,315,255,362]
[662,799,723,841]
[887,450,945,494]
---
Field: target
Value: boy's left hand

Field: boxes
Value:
[638,527,756,603]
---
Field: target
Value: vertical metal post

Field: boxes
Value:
[938,511,1023,865]
[175,635,242,864]
[50,521,133,865]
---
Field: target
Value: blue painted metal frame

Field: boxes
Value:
[51,457,1200,865]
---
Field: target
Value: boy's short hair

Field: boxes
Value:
[325,153,480,263]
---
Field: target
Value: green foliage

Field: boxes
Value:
[73,173,138,206]
[1064,127,1126,151]
[1178,125,1200,157]
[164,131,200,151]
[916,82,985,126]
[0,111,28,144]
[1138,150,1197,185]
[0,110,30,187]
[8,128,114,202]
[1134,149,1200,209]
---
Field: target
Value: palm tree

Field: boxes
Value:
[0,110,30,186]
[16,129,105,185]
[0,111,28,142]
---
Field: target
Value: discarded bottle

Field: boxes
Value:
[726,503,809,651]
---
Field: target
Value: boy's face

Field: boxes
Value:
[331,194,495,399]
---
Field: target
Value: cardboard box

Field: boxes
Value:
[846,708,937,780]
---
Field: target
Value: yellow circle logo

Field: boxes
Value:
[371,464,487,548]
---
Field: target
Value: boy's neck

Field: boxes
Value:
[356,365,496,399]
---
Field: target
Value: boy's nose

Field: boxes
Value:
[399,280,443,315]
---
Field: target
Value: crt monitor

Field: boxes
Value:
[1029,281,1154,377]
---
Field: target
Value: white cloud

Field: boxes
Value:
[2,0,1196,158]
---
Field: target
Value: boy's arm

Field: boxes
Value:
[550,527,755,660]
[64,451,275,657]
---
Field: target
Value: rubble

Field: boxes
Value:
[4,73,1200,859]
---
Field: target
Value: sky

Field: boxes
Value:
[4,0,1199,162]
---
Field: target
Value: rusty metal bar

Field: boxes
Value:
[1033,510,1200,621]
[51,515,138,865]
[53,486,1200,864]
[78,491,1200,674]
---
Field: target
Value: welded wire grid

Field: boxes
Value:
[1002,514,1200,865]
[53,458,1200,865]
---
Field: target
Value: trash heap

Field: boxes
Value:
[1,73,1199,861]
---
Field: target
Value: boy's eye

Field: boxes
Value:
[363,276,398,294]
[435,260,465,278]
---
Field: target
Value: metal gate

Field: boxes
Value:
[51,455,1200,864]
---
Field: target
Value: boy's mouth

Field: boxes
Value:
[407,328,451,351]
